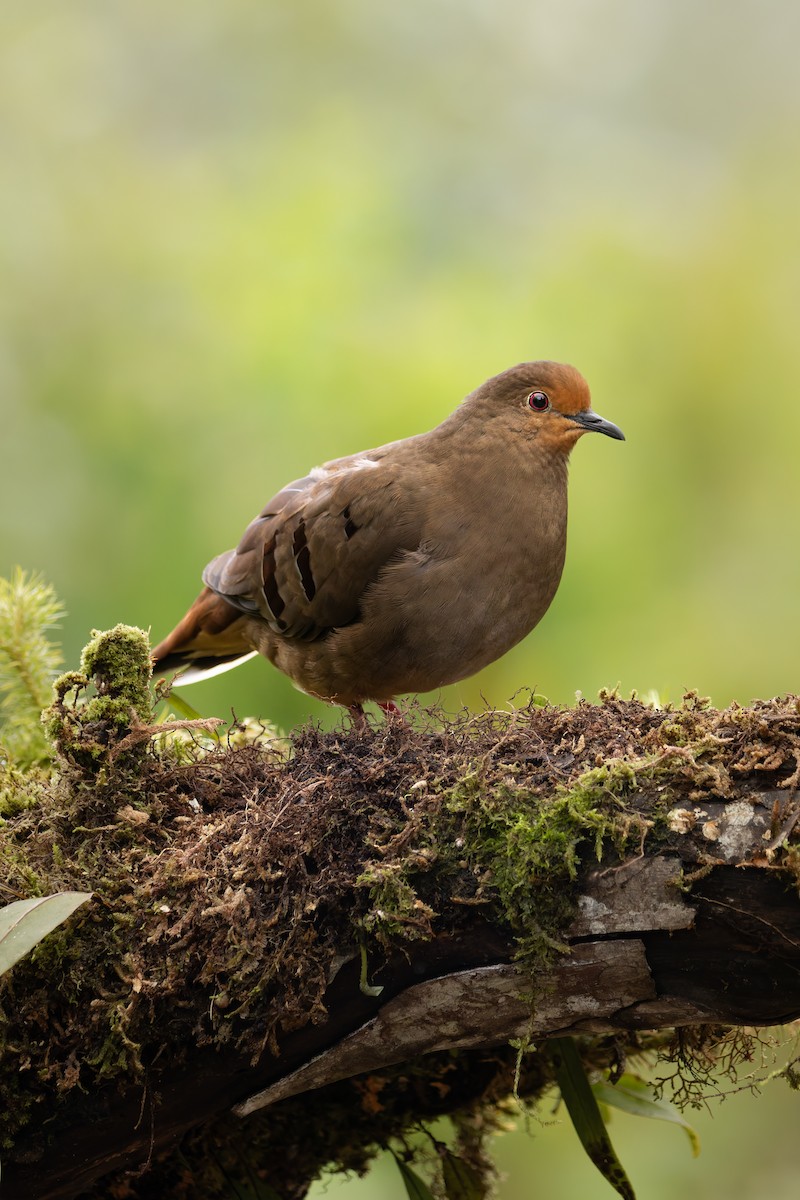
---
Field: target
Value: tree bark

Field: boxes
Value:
[2,697,800,1199]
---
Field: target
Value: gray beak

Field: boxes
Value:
[567,409,625,441]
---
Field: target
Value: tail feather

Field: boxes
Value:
[152,588,256,685]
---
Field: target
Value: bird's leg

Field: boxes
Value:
[348,702,367,727]
[348,700,403,727]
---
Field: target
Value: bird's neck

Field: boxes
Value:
[433,407,573,486]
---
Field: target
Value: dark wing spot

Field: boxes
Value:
[292,520,307,555]
[342,506,359,540]
[262,536,287,628]
[292,519,317,601]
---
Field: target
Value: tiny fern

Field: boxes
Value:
[0,568,65,766]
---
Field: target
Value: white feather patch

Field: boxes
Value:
[167,651,259,686]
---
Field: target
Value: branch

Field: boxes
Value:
[2,683,799,1199]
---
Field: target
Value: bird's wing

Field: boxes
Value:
[150,587,256,681]
[202,447,425,641]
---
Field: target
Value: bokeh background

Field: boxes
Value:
[1,0,799,1195]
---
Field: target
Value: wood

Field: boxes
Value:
[5,825,800,1199]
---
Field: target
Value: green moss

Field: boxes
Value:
[80,625,153,725]
[0,838,44,893]
[357,865,436,941]
[357,750,648,980]
[42,625,154,776]
[0,761,49,819]
[442,761,639,967]
[85,1001,145,1080]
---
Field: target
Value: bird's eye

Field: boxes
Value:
[527,391,550,412]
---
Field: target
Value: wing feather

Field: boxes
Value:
[202,450,424,642]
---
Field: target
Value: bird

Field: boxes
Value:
[151,361,624,718]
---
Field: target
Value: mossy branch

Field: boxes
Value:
[0,617,799,1199]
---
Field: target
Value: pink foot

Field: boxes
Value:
[347,700,404,726]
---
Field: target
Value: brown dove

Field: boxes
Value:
[152,361,624,716]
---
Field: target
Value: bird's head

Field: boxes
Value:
[466,361,624,454]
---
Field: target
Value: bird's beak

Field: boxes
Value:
[566,409,625,441]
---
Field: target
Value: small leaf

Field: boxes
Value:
[394,1156,437,1200]
[0,892,92,977]
[549,1038,636,1200]
[160,690,204,722]
[442,1149,487,1199]
[359,942,383,997]
[593,1074,701,1157]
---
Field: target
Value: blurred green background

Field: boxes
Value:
[1,0,798,1194]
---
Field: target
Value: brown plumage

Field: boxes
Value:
[152,361,624,714]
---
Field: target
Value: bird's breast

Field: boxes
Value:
[352,463,570,687]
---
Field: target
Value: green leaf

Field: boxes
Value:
[394,1156,437,1200]
[359,941,383,997]
[593,1074,701,1157]
[159,690,204,722]
[549,1038,636,1200]
[0,892,92,977]
[442,1149,487,1199]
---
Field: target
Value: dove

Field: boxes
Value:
[152,361,624,716]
